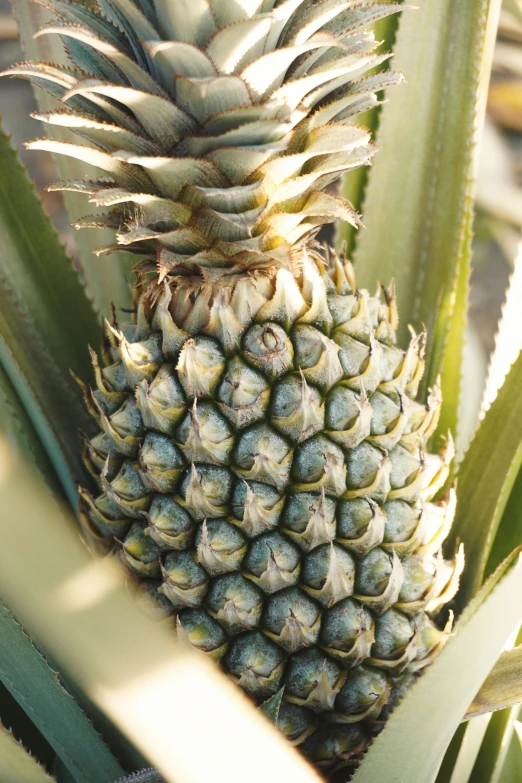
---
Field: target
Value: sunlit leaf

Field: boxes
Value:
[0,441,322,783]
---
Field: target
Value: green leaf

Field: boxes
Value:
[466,646,522,720]
[485,460,522,582]
[436,717,491,783]
[0,361,60,494]
[352,0,501,388]
[9,0,134,317]
[350,549,522,783]
[0,605,125,783]
[447,351,522,607]
[466,623,522,783]
[0,122,100,504]
[464,620,522,782]
[0,682,55,773]
[467,708,520,783]
[0,723,56,783]
[429,207,472,451]
[0,441,321,783]
[498,726,522,782]
[337,10,403,256]
[435,723,468,783]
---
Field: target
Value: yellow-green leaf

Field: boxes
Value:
[447,351,522,607]
[0,605,124,783]
[467,646,522,720]
[0,440,321,783]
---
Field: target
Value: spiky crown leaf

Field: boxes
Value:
[4,0,403,284]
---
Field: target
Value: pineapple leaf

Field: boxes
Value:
[0,442,322,783]
[352,0,501,429]
[465,632,522,783]
[9,0,134,317]
[435,719,490,783]
[0,361,61,494]
[466,708,521,783]
[466,645,522,720]
[109,770,164,783]
[0,122,100,504]
[429,209,472,452]
[337,9,403,256]
[447,351,522,607]
[351,548,522,783]
[485,460,522,583]
[500,729,522,782]
[0,722,56,783]
[0,605,124,783]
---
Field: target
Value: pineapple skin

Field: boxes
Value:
[3,0,461,772]
[79,253,461,773]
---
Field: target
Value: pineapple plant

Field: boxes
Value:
[2,0,464,771]
[0,1,522,783]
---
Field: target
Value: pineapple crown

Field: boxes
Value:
[4,0,402,288]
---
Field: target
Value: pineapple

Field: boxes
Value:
[4,0,463,773]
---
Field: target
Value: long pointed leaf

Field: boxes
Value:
[447,351,522,606]
[351,549,522,783]
[0,361,60,494]
[337,10,403,254]
[0,605,124,783]
[482,239,522,411]
[0,724,56,783]
[467,708,520,783]
[465,621,522,782]
[467,646,522,720]
[435,724,469,783]
[353,0,501,424]
[436,718,490,783]
[0,441,321,783]
[430,208,472,453]
[486,463,522,581]
[0,122,100,504]
[10,0,134,317]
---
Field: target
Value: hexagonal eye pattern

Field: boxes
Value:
[81,276,454,772]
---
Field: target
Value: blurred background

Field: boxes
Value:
[1,0,521,441]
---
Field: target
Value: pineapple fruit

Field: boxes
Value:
[5,0,463,773]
